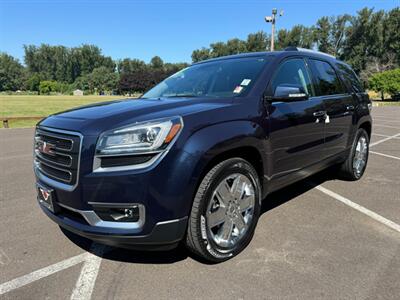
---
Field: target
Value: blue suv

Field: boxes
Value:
[34,48,372,262]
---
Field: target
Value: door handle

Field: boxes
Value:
[346,105,355,111]
[313,111,326,117]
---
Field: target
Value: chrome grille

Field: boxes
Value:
[34,127,81,185]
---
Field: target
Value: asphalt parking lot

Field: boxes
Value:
[0,106,399,299]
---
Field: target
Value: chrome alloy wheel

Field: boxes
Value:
[206,173,255,249]
[353,135,368,176]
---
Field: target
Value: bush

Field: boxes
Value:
[369,68,400,100]
[39,80,58,94]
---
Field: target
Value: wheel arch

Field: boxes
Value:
[358,120,372,139]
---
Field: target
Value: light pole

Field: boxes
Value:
[265,8,284,51]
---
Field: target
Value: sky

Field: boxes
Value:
[0,0,398,64]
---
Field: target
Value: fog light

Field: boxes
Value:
[93,205,140,222]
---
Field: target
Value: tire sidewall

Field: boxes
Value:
[350,129,369,179]
[196,159,261,261]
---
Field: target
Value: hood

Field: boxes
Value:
[38,97,233,135]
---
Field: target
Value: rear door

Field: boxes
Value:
[265,57,325,182]
[308,59,355,158]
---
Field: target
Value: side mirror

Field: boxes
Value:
[269,84,309,102]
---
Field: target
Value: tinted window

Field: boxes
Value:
[271,58,314,96]
[309,59,345,96]
[142,57,269,99]
[336,63,364,93]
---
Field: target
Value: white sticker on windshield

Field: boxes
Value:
[233,86,243,94]
[240,79,251,86]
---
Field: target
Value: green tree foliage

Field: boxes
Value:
[246,31,269,52]
[39,80,58,94]
[191,6,400,77]
[25,74,41,91]
[0,53,25,91]
[1,7,399,94]
[88,67,119,93]
[369,68,400,98]
[23,44,115,84]
[117,58,147,74]
[150,56,164,69]
[192,48,212,63]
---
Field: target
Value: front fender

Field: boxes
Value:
[165,120,266,217]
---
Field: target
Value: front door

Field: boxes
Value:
[265,58,326,184]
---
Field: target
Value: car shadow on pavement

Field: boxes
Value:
[61,168,337,264]
[260,168,336,215]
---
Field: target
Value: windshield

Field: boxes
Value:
[142,57,269,99]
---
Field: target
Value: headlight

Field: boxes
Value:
[96,117,183,156]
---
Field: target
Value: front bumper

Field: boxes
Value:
[34,125,196,249]
[39,202,188,249]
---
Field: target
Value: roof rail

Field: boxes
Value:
[284,47,336,59]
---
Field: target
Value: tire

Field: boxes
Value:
[338,128,369,181]
[185,158,261,263]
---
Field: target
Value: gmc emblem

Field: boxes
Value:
[38,141,56,156]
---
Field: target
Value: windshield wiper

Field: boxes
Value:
[163,93,198,98]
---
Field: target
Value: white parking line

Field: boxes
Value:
[0,244,108,298]
[315,185,400,233]
[369,133,400,147]
[373,118,400,123]
[0,253,88,295]
[370,151,400,161]
[372,115,400,120]
[70,244,106,300]
[373,124,400,129]
[372,133,400,139]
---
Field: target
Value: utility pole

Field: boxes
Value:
[265,8,284,51]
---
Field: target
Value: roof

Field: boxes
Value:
[193,47,339,65]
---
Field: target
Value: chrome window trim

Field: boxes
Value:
[34,126,83,192]
[57,202,145,230]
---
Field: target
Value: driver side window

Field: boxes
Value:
[271,58,314,97]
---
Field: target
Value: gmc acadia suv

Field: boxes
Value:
[34,48,372,262]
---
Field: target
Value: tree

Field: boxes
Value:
[23,44,115,84]
[383,7,400,64]
[315,17,332,53]
[226,38,247,55]
[88,67,119,93]
[192,48,211,62]
[0,53,25,91]
[119,69,173,94]
[276,25,314,49]
[150,56,164,69]
[246,31,269,52]
[369,68,400,100]
[25,74,41,91]
[117,58,147,74]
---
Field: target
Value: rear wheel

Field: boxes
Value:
[185,158,261,263]
[339,128,369,180]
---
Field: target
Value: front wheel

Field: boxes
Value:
[185,158,261,263]
[339,128,370,180]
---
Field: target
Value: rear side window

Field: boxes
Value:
[336,63,364,93]
[271,58,314,96]
[309,59,345,96]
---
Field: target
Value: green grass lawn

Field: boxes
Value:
[0,95,130,128]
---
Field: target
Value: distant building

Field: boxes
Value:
[73,89,84,96]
